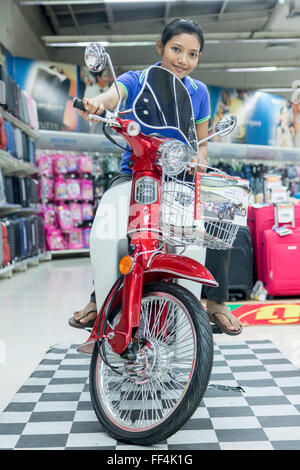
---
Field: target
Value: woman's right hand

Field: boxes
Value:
[76,97,106,122]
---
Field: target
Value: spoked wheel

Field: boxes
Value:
[89,281,213,445]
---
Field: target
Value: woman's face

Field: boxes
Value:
[157,33,201,80]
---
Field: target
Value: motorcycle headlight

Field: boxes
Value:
[158,139,192,176]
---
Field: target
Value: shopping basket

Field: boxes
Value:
[160,169,250,250]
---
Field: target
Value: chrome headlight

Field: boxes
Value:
[158,139,192,176]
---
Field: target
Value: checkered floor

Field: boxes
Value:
[1,340,300,450]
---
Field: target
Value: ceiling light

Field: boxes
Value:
[227,67,278,72]
[20,0,178,4]
[257,88,299,92]
[45,41,156,47]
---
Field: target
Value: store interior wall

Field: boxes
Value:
[0,0,51,61]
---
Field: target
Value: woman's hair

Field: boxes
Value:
[160,18,205,52]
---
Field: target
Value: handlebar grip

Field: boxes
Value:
[73,97,86,112]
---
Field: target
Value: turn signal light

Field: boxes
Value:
[119,255,134,275]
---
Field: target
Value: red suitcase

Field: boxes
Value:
[247,204,300,282]
[262,227,300,296]
[1,222,10,266]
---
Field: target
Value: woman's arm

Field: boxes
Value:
[196,120,209,170]
[76,83,126,121]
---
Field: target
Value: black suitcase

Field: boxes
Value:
[22,133,29,162]
[12,177,27,206]
[6,219,17,262]
[228,226,254,300]
[4,176,14,204]
[30,216,39,256]
[14,219,22,260]
[37,215,45,252]
[24,217,33,258]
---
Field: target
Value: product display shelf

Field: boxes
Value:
[0,204,39,216]
[0,149,38,176]
[49,248,89,257]
[36,131,120,257]
[0,106,39,140]
[0,250,50,279]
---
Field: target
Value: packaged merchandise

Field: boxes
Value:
[66,154,78,173]
[54,175,68,201]
[37,154,53,176]
[82,203,94,221]
[81,179,94,201]
[39,176,54,201]
[56,203,73,232]
[77,154,93,174]
[69,202,82,225]
[42,206,56,228]
[45,227,67,251]
[83,227,91,248]
[67,228,84,250]
[66,178,81,200]
[53,153,68,175]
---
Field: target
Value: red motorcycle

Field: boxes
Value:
[73,43,248,445]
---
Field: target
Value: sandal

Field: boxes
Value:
[69,302,97,329]
[206,303,243,336]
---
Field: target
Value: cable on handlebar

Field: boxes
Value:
[102,122,129,151]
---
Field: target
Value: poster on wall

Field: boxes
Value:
[77,65,114,133]
[209,85,299,149]
[9,57,78,132]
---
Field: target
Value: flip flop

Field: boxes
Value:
[69,309,97,329]
[207,308,243,336]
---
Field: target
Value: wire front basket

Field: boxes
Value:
[160,168,250,250]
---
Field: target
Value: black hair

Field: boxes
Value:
[160,18,204,52]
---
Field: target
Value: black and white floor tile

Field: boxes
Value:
[1,340,300,450]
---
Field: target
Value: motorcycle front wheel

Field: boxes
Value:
[89,281,213,446]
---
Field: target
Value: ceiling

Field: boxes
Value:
[18,0,300,94]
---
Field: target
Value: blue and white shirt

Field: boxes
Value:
[116,62,210,173]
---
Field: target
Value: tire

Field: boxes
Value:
[241,208,246,217]
[89,281,213,446]
[218,211,224,220]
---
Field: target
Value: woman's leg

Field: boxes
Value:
[71,173,132,326]
[203,249,242,333]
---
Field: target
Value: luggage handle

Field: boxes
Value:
[273,202,295,228]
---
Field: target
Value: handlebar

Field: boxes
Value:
[73,97,86,112]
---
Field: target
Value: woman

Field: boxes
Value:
[71,18,243,335]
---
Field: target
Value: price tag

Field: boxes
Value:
[271,187,288,203]
[276,202,294,224]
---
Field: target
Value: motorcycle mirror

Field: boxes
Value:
[215,114,237,137]
[84,42,122,117]
[84,42,107,72]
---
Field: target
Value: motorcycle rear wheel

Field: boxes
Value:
[89,281,213,446]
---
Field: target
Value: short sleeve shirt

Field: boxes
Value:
[116,62,210,173]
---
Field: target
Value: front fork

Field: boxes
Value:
[97,235,160,357]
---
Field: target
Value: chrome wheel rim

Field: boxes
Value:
[95,291,197,432]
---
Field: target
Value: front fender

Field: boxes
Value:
[145,253,218,287]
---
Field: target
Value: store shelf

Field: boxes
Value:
[0,107,39,140]
[0,204,40,216]
[208,141,300,164]
[0,251,50,279]
[49,248,90,257]
[0,149,38,176]
[37,130,123,154]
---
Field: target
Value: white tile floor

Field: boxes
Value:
[0,255,300,415]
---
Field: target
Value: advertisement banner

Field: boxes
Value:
[9,57,78,132]
[209,85,300,149]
